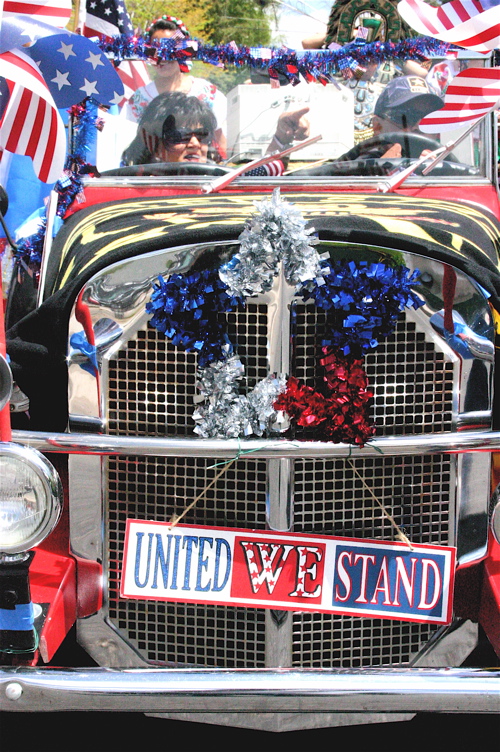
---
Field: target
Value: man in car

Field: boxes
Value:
[356,74,445,159]
[270,74,444,164]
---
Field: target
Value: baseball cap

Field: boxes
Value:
[374,76,444,128]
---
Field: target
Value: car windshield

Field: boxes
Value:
[96,52,491,182]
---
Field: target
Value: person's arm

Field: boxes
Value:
[267,107,311,161]
[301,34,326,49]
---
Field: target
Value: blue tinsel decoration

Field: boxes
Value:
[99,36,453,85]
[146,269,244,367]
[301,260,424,355]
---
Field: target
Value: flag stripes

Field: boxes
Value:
[0,50,66,182]
[3,0,72,28]
[398,0,500,52]
[420,67,500,132]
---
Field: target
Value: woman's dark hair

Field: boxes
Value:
[146,16,190,40]
[121,92,217,166]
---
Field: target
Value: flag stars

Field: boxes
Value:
[86,51,105,69]
[109,91,124,106]
[51,70,71,90]
[58,42,76,60]
[80,78,99,97]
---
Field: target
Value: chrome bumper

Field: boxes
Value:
[1,667,499,713]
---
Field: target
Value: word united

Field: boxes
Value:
[121,522,455,624]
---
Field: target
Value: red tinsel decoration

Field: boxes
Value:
[274,347,375,446]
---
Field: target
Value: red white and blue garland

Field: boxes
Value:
[99,35,453,85]
[147,190,424,445]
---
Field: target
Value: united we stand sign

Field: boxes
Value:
[121,522,456,625]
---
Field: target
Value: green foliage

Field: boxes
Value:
[190,61,250,94]
[126,0,212,37]
[126,0,273,45]
[204,0,272,45]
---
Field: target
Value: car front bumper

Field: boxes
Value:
[1,667,499,714]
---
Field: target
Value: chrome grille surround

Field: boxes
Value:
[67,240,494,673]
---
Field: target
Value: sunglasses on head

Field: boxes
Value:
[163,128,211,145]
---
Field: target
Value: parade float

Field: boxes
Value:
[0,0,499,731]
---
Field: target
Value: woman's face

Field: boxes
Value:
[152,29,180,77]
[160,122,210,162]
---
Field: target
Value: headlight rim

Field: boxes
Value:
[0,353,13,412]
[0,442,62,555]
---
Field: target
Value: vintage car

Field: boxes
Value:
[0,50,499,731]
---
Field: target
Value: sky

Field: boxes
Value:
[272,0,332,49]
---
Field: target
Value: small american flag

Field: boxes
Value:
[420,67,500,132]
[3,0,72,29]
[0,49,66,183]
[80,0,150,104]
[397,0,500,52]
[243,159,285,177]
[81,0,133,39]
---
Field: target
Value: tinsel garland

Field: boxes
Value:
[274,348,375,446]
[192,357,286,438]
[301,260,424,356]
[99,35,453,85]
[146,269,243,367]
[147,191,424,445]
[220,188,325,297]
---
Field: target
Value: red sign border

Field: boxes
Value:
[120,520,456,625]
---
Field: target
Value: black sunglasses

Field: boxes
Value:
[163,128,211,145]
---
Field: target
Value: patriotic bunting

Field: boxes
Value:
[420,66,500,132]
[0,49,66,183]
[397,0,500,53]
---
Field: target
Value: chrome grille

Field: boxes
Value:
[105,305,453,668]
[292,613,434,668]
[293,455,452,544]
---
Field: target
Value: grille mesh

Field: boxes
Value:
[105,303,453,668]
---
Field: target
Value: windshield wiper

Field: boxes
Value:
[420,117,486,175]
[377,116,485,193]
[202,135,322,194]
[377,144,447,193]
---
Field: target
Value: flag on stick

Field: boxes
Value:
[398,0,500,52]
[420,67,500,132]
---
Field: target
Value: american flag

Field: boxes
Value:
[3,0,72,29]
[243,159,285,177]
[398,0,500,52]
[420,67,500,132]
[0,49,66,183]
[80,0,150,105]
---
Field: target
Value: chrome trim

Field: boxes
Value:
[1,667,499,714]
[12,428,500,457]
[83,175,494,190]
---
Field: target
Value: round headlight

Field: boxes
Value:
[0,443,62,554]
[0,353,13,412]
[491,495,500,545]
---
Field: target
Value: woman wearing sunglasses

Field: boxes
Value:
[121,91,289,177]
[122,92,217,166]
